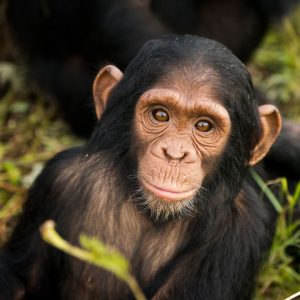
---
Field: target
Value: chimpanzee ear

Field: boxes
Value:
[249,105,282,166]
[93,65,123,119]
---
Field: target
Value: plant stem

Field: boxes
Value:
[40,220,147,300]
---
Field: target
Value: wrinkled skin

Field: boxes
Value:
[134,85,231,216]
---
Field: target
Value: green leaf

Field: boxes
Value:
[40,221,146,300]
[2,161,21,185]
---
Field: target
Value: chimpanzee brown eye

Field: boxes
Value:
[195,119,213,132]
[152,109,169,122]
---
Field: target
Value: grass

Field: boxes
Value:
[249,5,300,119]
[252,174,300,300]
[0,77,80,243]
[1,5,300,299]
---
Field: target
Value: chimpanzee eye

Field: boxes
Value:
[195,119,213,132]
[152,108,169,122]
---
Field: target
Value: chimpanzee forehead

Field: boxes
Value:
[150,67,226,101]
[156,65,226,100]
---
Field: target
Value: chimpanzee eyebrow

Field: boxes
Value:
[140,88,230,120]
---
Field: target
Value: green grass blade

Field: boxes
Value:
[250,168,283,213]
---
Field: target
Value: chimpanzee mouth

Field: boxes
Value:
[140,178,197,202]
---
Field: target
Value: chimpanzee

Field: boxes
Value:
[6,0,298,136]
[0,35,284,299]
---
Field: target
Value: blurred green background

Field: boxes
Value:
[0,4,300,300]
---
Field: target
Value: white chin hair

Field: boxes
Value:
[136,187,197,221]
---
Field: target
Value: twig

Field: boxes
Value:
[0,182,26,193]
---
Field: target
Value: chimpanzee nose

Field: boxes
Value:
[163,146,187,161]
[160,138,197,163]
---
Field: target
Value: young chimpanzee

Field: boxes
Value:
[0,36,282,299]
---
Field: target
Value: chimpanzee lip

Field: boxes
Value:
[141,178,197,202]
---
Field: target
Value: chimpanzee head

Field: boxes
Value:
[88,35,281,220]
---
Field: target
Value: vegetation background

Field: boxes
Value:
[0,3,299,299]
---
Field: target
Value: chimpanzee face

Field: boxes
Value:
[133,78,231,217]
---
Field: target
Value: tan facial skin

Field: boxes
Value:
[135,87,231,201]
[93,65,282,218]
